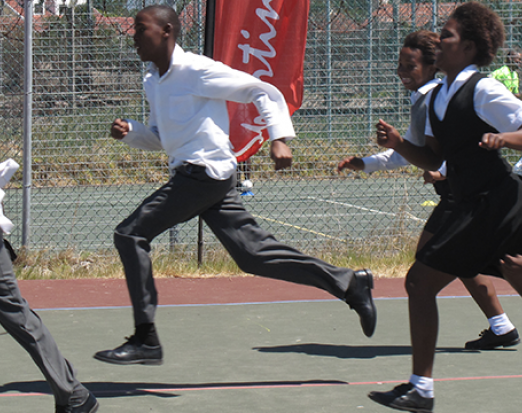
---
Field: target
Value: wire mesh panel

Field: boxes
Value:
[1,0,522,260]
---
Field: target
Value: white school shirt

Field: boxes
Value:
[123,45,296,180]
[0,159,19,234]
[425,65,522,136]
[362,78,442,173]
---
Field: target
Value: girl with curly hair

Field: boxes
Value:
[369,3,522,411]
[339,28,519,353]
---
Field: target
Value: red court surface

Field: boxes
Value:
[18,276,518,309]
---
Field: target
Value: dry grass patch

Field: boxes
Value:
[13,244,414,281]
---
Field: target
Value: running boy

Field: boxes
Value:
[94,5,376,366]
[0,159,98,413]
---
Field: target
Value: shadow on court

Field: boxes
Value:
[253,343,476,359]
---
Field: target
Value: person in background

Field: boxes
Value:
[0,158,98,413]
[489,48,520,98]
[491,48,522,174]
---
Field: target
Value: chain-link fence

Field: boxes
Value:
[2,0,522,261]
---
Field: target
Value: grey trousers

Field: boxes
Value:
[115,164,354,326]
[0,235,88,405]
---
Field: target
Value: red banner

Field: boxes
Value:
[213,0,310,162]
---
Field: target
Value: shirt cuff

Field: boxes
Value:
[266,120,296,142]
[0,189,13,234]
[0,159,20,189]
[0,215,14,234]
[361,156,380,173]
[121,119,146,144]
[122,118,138,139]
[438,162,447,176]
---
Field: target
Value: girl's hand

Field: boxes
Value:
[338,156,364,172]
[479,132,505,150]
[376,119,403,149]
[500,254,522,279]
[423,170,445,184]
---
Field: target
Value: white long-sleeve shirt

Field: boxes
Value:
[0,159,19,234]
[426,65,522,136]
[362,79,442,173]
[123,45,296,180]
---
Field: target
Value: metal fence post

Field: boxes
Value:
[197,0,217,268]
[432,0,438,31]
[367,0,373,137]
[22,0,33,248]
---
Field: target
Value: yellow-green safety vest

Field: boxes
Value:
[490,65,519,94]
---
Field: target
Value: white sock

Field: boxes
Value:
[409,374,434,398]
[488,313,515,336]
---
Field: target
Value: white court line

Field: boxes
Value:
[251,196,426,243]
[252,214,348,243]
[307,196,427,223]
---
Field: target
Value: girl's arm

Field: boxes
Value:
[480,127,522,151]
[376,119,443,171]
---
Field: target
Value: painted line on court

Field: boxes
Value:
[32,300,338,312]
[2,375,522,398]
[307,196,426,223]
[30,294,519,312]
[252,213,348,243]
[348,374,522,386]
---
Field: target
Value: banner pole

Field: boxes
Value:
[197,0,216,268]
[204,0,216,58]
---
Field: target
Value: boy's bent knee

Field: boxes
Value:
[114,230,152,254]
[234,258,258,275]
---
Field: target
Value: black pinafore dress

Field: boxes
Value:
[416,73,522,278]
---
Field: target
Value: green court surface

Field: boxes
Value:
[4,177,436,250]
[1,290,521,412]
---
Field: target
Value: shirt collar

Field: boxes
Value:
[410,77,443,104]
[441,64,478,94]
[147,44,186,78]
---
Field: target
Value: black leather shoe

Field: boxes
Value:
[56,392,99,413]
[94,335,163,365]
[465,327,520,350]
[345,269,377,337]
[369,383,434,412]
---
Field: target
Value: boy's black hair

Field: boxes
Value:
[139,5,181,40]
[450,2,504,67]
[403,30,439,67]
